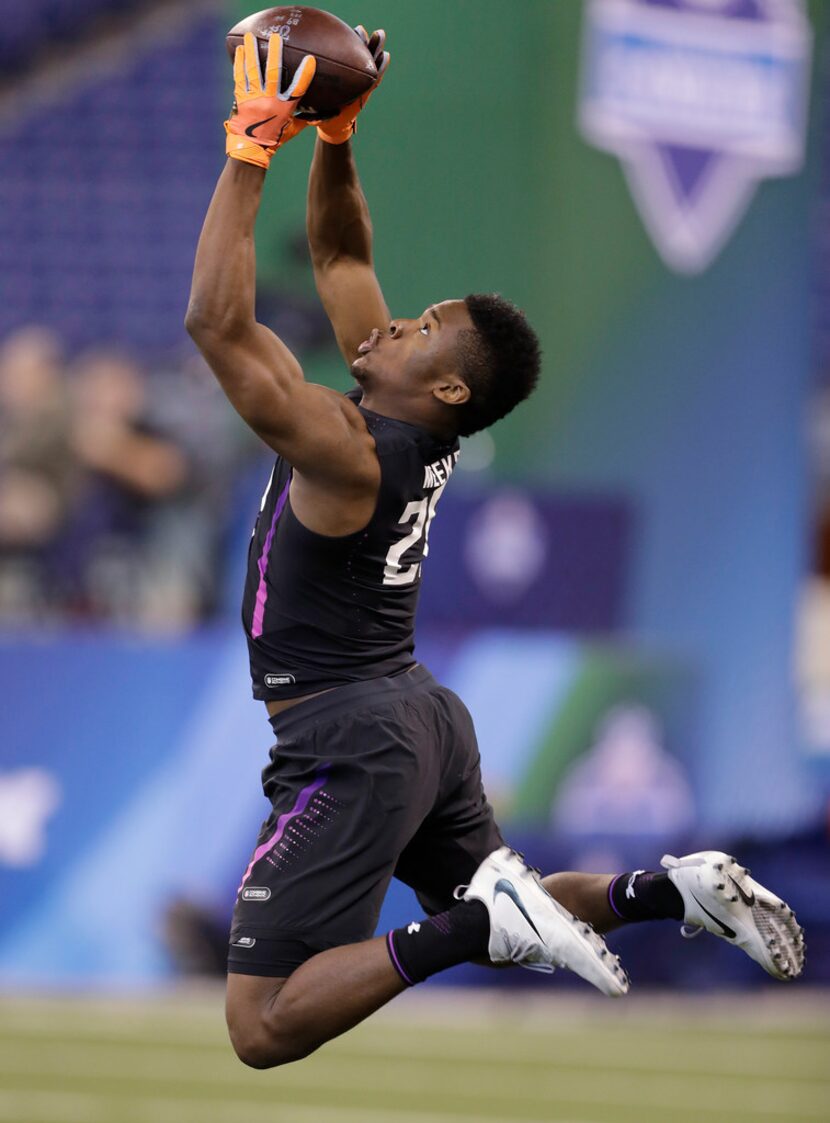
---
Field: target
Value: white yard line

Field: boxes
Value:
[0,1089,598,1123]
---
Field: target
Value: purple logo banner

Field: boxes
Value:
[579,0,812,273]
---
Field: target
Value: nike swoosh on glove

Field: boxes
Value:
[225,31,316,169]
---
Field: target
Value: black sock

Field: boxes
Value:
[386,900,490,986]
[609,870,684,922]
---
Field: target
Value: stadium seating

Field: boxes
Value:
[0,0,144,76]
[0,12,223,352]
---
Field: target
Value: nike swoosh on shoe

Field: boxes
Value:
[691,893,737,939]
[494,878,543,939]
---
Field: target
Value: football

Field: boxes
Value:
[226,6,377,120]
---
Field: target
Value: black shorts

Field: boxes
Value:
[228,664,503,977]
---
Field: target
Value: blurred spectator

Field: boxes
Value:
[550,704,696,848]
[0,326,259,633]
[0,326,77,622]
[162,898,228,978]
[67,349,208,632]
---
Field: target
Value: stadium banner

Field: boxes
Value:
[579,0,812,273]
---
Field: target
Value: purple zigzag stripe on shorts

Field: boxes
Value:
[238,766,329,892]
[251,476,292,638]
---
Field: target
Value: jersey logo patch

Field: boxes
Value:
[241,887,271,902]
[264,673,296,687]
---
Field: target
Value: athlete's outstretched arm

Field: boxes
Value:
[185,35,378,504]
[307,138,390,366]
[307,30,390,366]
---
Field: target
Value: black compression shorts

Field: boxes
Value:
[228,664,503,978]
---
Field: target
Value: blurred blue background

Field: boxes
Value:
[0,0,828,992]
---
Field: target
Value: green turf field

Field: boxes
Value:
[0,988,826,1123]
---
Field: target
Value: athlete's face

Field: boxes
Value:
[351,300,473,414]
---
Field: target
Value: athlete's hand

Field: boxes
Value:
[225,32,316,170]
[316,27,389,145]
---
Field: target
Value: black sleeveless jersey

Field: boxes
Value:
[242,399,460,701]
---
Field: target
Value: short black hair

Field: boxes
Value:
[453,294,541,437]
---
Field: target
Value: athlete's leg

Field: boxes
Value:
[226,866,622,1068]
[226,871,637,1068]
[540,868,685,934]
[227,851,804,1069]
[226,937,405,1068]
[541,872,620,933]
[545,854,804,981]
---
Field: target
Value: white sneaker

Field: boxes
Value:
[457,847,630,997]
[662,851,805,981]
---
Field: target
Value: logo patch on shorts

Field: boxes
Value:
[241,886,271,902]
[264,673,296,687]
[231,936,256,949]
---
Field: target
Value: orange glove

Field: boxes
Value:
[225,32,316,170]
[316,27,389,145]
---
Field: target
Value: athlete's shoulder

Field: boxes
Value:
[345,393,458,462]
[312,383,370,433]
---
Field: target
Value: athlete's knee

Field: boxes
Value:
[226,981,317,1069]
[228,1008,314,1068]
[228,1022,309,1069]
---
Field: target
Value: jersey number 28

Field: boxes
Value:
[383,484,447,586]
